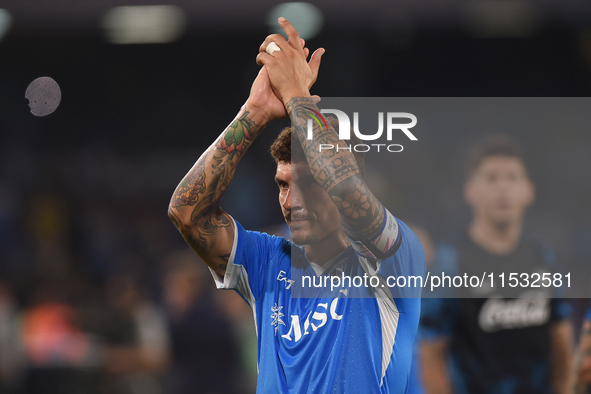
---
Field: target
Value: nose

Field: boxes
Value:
[281,184,303,212]
[281,186,291,210]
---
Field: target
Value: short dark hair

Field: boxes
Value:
[270,116,366,177]
[466,134,528,178]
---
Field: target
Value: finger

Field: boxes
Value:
[308,48,325,77]
[300,38,305,48]
[311,95,321,104]
[303,47,310,59]
[278,17,302,49]
[259,34,288,53]
[256,52,274,66]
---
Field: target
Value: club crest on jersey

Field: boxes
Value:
[271,303,286,335]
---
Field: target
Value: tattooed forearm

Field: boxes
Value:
[330,176,385,240]
[168,109,262,262]
[286,98,359,192]
[286,97,385,239]
[170,110,261,216]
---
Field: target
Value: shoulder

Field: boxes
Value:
[235,219,291,251]
[429,233,466,275]
[519,233,558,267]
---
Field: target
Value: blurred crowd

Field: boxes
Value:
[0,141,261,394]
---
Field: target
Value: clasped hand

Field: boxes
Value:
[245,17,324,124]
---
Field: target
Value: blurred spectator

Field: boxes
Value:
[162,249,242,394]
[419,136,574,394]
[19,280,103,394]
[0,282,24,393]
[102,273,171,394]
[574,303,591,394]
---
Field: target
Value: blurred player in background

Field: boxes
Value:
[574,304,591,394]
[167,18,426,393]
[419,136,573,394]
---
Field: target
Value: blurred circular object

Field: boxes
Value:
[25,77,61,117]
[266,3,324,40]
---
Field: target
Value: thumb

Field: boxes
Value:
[309,48,325,77]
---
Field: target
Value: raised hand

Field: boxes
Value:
[256,18,325,105]
[246,65,287,124]
[246,37,313,124]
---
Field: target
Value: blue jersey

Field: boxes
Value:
[586,305,591,322]
[210,215,426,393]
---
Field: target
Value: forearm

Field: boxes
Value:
[420,341,454,394]
[551,320,574,394]
[168,105,266,258]
[285,96,384,239]
[574,321,591,394]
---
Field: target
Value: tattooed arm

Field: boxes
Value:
[168,107,264,275]
[168,65,288,275]
[258,18,385,242]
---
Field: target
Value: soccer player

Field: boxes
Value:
[574,304,591,394]
[167,18,426,393]
[419,136,574,394]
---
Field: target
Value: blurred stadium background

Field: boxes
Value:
[1,1,591,393]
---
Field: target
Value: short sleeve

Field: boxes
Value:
[419,297,461,341]
[549,298,572,323]
[536,242,572,322]
[349,207,403,261]
[419,243,462,341]
[208,218,288,305]
[376,218,426,284]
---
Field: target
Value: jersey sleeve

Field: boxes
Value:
[419,297,461,341]
[349,213,426,298]
[419,244,462,341]
[537,243,573,322]
[208,217,287,306]
[375,217,426,281]
[349,206,403,261]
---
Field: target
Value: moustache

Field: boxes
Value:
[285,210,311,222]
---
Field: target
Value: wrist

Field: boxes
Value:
[281,90,311,106]
[243,101,272,127]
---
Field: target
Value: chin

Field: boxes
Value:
[290,230,319,246]
[290,233,310,246]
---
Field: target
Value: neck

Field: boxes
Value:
[469,216,523,255]
[304,230,350,266]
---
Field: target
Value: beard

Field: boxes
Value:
[290,229,317,246]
